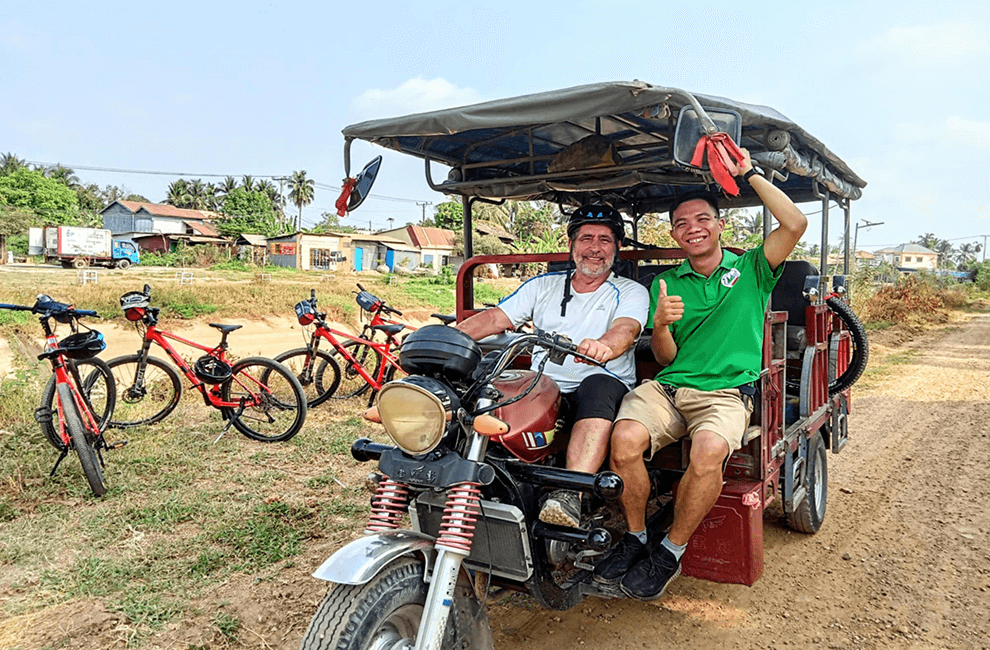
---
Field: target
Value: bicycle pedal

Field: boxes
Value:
[106,440,129,450]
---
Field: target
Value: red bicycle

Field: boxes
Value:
[105,285,307,442]
[1,296,117,496]
[276,286,417,407]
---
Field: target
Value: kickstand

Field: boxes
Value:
[214,405,245,444]
[50,448,69,477]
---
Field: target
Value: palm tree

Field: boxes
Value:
[935,240,955,269]
[241,175,255,192]
[0,152,27,176]
[288,170,315,229]
[954,242,982,269]
[220,175,238,196]
[166,179,191,207]
[47,164,80,188]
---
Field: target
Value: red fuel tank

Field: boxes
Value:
[491,370,561,463]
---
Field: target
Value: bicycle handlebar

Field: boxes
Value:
[0,299,98,319]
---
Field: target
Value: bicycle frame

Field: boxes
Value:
[310,324,402,392]
[132,323,269,410]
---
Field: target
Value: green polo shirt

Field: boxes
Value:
[648,246,782,391]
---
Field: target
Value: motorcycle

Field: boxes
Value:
[298,324,643,650]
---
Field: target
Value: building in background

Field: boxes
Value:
[874,244,938,274]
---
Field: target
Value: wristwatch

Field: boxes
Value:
[742,168,759,183]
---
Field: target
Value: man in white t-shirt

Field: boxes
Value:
[457,204,649,527]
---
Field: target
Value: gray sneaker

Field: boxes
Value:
[539,490,582,528]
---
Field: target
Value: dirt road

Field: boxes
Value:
[486,313,990,650]
[7,314,989,650]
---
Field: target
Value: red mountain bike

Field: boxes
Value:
[1,295,117,496]
[105,285,307,442]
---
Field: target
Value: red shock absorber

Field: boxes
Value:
[435,482,482,553]
[365,476,410,533]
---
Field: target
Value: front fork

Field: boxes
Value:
[365,400,491,650]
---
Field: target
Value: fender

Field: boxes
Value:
[311,529,436,585]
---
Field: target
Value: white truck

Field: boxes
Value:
[30,226,141,269]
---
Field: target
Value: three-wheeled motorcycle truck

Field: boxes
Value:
[298,80,869,650]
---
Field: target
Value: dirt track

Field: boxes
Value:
[7,314,990,650]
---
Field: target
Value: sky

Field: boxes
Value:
[2,1,987,255]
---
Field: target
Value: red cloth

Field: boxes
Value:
[335,177,357,216]
[690,133,747,196]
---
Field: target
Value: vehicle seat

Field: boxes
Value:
[769,261,818,327]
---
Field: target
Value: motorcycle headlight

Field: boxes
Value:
[376,377,455,455]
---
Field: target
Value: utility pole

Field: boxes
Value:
[983,234,988,262]
[853,219,884,265]
[416,201,432,225]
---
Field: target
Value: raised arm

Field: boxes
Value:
[731,149,809,271]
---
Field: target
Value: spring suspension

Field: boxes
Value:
[436,482,482,553]
[365,476,410,533]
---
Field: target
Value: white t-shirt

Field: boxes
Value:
[497,271,649,392]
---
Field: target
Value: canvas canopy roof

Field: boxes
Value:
[342,80,865,215]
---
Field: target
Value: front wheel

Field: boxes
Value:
[116,258,132,270]
[40,358,115,452]
[106,355,183,428]
[786,429,827,533]
[57,384,107,497]
[299,558,492,650]
[222,357,307,442]
[273,348,341,408]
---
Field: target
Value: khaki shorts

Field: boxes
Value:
[615,382,753,459]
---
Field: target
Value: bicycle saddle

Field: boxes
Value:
[372,323,405,336]
[209,323,243,333]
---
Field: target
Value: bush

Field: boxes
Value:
[861,275,946,324]
[975,261,990,291]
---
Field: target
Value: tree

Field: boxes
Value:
[0,168,79,213]
[430,200,464,231]
[166,179,191,207]
[312,211,357,233]
[217,187,283,237]
[0,152,27,176]
[954,242,982,269]
[934,239,955,269]
[287,170,314,229]
[220,176,239,196]
[124,193,150,203]
[241,175,255,192]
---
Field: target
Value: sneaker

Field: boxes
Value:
[539,490,581,528]
[593,532,649,584]
[619,544,682,601]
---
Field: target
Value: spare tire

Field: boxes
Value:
[825,296,868,396]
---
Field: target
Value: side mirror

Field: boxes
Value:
[347,156,382,212]
[672,106,742,170]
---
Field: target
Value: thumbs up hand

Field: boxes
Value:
[654,279,684,328]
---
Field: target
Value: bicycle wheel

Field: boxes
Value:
[106,354,183,428]
[327,340,383,400]
[39,358,116,452]
[57,384,107,497]
[222,357,307,442]
[274,348,341,408]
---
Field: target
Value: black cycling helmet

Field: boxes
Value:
[566,204,625,244]
[59,330,106,360]
[194,355,232,385]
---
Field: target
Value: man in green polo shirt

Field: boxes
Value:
[592,149,808,600]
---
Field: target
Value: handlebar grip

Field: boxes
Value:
[0,303,30,311]
[143,284,151,295]
[386,305,403,316]
[356,283,366,291]
[74,309,99,317]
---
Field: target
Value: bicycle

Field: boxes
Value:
[276,286,412,407]
[0,295,118,496]
[105,285,308,442]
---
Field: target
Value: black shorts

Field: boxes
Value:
[560,374,629,423]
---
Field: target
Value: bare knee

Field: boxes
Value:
[610,421,650,468]
[689,430,730,472]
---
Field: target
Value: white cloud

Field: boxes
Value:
[866,22,987,61]
[349,77,482,121]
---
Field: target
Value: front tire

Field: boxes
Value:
[40,358,115,452]
[273,348,341,408]
[116,258,132,270]
[58,384,107,497]
[299,558,492,650]
[786,429,827,533]
[106,355,183,428]
[222,357,307,442]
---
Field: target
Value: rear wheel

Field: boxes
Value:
[298,558,492,650]
[328,340,382,400]
[106,355,183,427]
[222,357,307,442]
[40,358,115,452]
[786,430,827,533]
[274,348,340,408]
[72,258,88,269]
[57,384,107,497]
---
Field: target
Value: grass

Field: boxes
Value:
[0,345,379,645]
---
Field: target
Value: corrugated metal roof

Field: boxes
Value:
[114,200,211,221]
[875,243,937,255]
[408,226,456,248]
